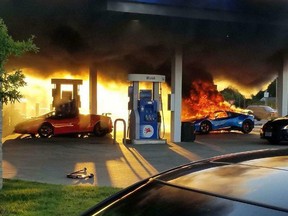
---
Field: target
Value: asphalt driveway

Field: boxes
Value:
[3,127,287,188]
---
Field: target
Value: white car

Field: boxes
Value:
[246,105,278,120]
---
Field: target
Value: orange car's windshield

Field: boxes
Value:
[41,111,55,118]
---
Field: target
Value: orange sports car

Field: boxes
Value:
[14,111,113,138]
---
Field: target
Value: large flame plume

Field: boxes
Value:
[3,69,171,138]
[182,79,238,121]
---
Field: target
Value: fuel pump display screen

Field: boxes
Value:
[139,90,152,101]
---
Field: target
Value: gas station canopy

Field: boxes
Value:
[128,74,165,83]
[104,0,288,25]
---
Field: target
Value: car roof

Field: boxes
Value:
[247,105,275,109]
[247,105,268,107]
[83,148,288,216]
[270,116,288,122]
[155,148,288,210]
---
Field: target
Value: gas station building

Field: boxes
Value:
[2,0,288,191]
[88,0,288,142]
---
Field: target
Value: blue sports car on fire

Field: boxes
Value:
[193,110,254,134]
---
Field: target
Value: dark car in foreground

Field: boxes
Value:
[192,110,254,134]
[260,115,288,144]
[82,148,288,216]
[14,111,113,138]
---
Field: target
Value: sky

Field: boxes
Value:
[1,0,288,97]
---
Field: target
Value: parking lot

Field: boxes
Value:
[2,125,288,188]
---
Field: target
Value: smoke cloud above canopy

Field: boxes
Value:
[1,0,288,95]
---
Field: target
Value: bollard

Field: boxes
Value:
[113,119,127,145]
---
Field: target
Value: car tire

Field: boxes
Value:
[94,122,106,137]
[38,123,54,138]
[199,121,211,134]
[267,130,281,144]
[267,138,281,145]
[241,120,253,134]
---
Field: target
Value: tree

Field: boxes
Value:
[0,18,38,189]
[253,90,264,100]
[266,79,276,97]
[220,87,246,108]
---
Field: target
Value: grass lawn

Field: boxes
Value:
[0,179,121,216]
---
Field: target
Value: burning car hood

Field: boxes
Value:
[184,115,209,123]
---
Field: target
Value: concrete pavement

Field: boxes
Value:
[3,126,286,188]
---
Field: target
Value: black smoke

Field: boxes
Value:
[1,0,288,93]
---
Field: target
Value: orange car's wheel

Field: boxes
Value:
[94,122,106,137]
[38,123,54,138]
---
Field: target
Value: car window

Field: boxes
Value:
[214,111,228,119]
[45,111,69,120]
[264,106,275,112]
[229,112,239,118]
[90,182,288,216]
[44,111,55,118]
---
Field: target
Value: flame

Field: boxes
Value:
[3,69,171,138]
[18,70,131,122]
[93,76,130,124]
[182,80,236,121]
[3,68,248,139]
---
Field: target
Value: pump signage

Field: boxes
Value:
[128,74,165,83]
[140,125,154,138]
[127,73,166,143]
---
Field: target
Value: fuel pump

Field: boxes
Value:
[127,74,166,144]
[138,89,158,139]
